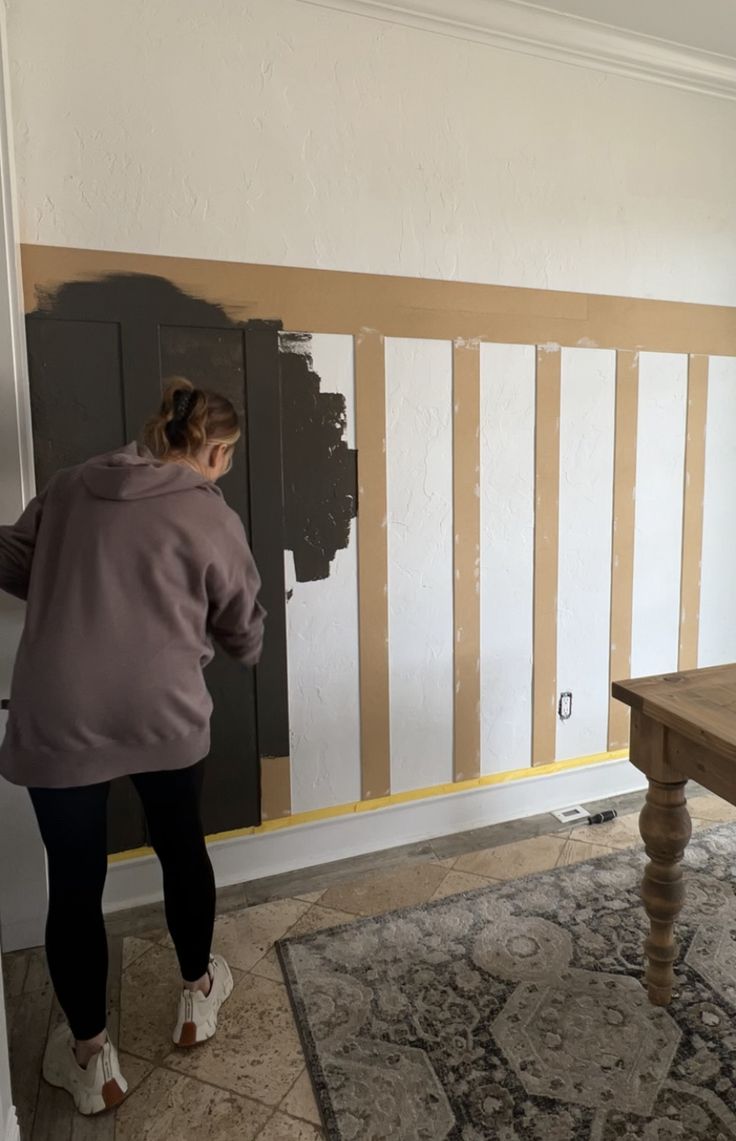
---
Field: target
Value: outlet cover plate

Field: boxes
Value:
[552,805,588,824]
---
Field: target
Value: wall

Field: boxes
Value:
[4,0,736,901]
[8,0,736,306]
[18,249,736,850]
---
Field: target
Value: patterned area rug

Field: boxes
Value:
[278,824,736,1141]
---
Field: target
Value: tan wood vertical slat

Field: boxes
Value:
[453,340,481,781]
[532,347,561,766]
[354,331,391,799]
[260,756,292,821]
[608,350,640,749]
[679,354,709,671]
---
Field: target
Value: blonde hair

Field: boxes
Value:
[143,377,241,461]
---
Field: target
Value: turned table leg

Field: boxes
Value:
[639,778,692,1006]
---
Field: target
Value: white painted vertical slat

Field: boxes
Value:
[699,356,736,667]
[386,338,454,793]
[630,352,688,678]
[479,343,535,773]
[284,333,361,812]
[556,348,616,760]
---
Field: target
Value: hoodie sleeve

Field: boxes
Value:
[0,494,45,601]
[205,512,266,666]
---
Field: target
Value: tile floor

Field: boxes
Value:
[4,786,735,1140]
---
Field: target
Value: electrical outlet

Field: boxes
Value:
[558,692,572,721]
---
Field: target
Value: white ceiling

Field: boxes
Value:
[526,0,736,59]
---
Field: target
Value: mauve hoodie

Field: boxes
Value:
[0,444,265,789]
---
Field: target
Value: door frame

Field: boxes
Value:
[0,0,48,958]
[0,7,46,1139]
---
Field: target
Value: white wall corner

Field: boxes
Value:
[0,0,34,509]
[0,0,47,960]
[2,1108,19,1141]
[296,0,736,101]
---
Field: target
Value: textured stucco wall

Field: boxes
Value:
[700,357,736,668]
[386,338,454,794]
[7,0,736,305]
[479,343,535,775]
[556,348,616,762]
[631,353,688,679]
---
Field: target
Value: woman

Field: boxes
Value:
[0,379,265,1115]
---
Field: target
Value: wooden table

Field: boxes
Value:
[613,663,736,1007]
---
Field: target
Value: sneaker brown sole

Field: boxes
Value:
[176,1022,199,1048]
[102,1079,127,1111]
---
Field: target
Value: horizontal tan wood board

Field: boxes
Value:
[21,245,736,356]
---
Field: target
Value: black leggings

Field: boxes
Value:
[29,762,216,1042]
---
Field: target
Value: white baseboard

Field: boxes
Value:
[3,1108,19,1141]
[103,757,645,915]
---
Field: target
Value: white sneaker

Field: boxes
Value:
[42,1024,128,1115]
[172,954,234,1047]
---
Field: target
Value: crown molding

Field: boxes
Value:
[296,0,736,101]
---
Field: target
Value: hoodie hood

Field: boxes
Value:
[81,443,222,502]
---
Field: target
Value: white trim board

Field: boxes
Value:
[0,0,34,508]
[296,0,736,101]
[103,757,645,914]
[3,1109,19,1141]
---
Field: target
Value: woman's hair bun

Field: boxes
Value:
[171,388,197,425]
[142,376,241,460]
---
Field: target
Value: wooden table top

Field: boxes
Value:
[613,663,736,762]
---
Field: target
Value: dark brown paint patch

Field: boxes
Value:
[280,333,357,582]
[27,273,271,843]
[30,274,357,584]
[33,271,242,329]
